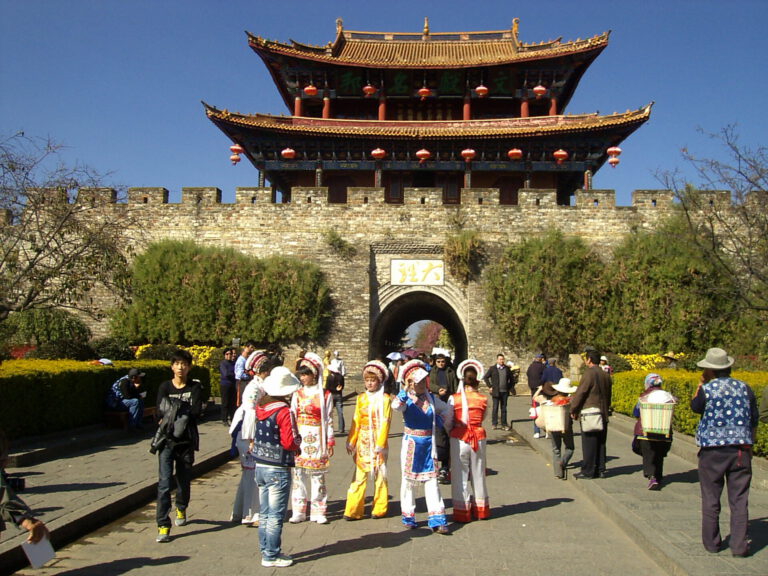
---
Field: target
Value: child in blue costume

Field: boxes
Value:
[392,359,453,534]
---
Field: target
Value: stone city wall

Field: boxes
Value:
[82,185,687,376]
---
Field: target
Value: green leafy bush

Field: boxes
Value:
[485,230,607,356]
[90,337,135,361]
[111,241,332,345]
[26,339,95,360]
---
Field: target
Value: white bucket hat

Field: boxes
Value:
[696,347,734,370]
[553,378,577,394]
[262,366,300,397]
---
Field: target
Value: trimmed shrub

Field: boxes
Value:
[0,359,210,439]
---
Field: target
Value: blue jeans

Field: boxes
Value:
[121,397,144,428]
[256,465,292,561]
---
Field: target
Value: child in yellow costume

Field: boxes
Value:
[343,360,392,520]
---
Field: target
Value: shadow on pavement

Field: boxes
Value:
[24,482,125,494]
[48,555,190,575]
[293,529,433,562]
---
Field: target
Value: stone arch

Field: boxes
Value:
[369,285,468,362]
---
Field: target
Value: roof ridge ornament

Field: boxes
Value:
[336,18,343,35]
[423,17,429,40]
[512,18,520,42]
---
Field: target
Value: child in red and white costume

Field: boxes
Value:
[289,352,335,524]
[449,359,490,522]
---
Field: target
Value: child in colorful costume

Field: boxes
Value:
[449,359,490,522]
[343,360,392,520]
[392,358,453,534]
[289,352,335,524]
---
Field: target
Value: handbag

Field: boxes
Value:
[579,407,604,433]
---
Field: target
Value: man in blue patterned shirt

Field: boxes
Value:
[691,347,758,558]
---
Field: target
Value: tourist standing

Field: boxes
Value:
[429,353,458,483]
[219,348,237,425]
[691,347,758,557]
[235,341,256,406]
[482,354,514,430]
[570,349,612,479]
[392,359,453,534]
[289,352,335,524]
[343,360,392,520]
[253,366,302,568]
[449,359,490,522]
[526,354,546,437]
[154,349,203,543]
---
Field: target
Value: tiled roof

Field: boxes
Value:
[205,104,652,140]
[247,27,609,69]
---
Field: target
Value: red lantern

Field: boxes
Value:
[418,86,432,100]
[363,84,377,97]
[608,156,620,168]
[303,84,318,97]
[533,84,547,98]
[475,84,489,98]
[461,148,476,163]
[507,148,523,161]
[371,148,386,160]
[230,144,244,155]
[607,146,622,157]
[230,154,241,165]
[281,147,296,160]
[416,148,431,163]
[553,149,569,165]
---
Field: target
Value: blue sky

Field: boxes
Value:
[2,0,766,205]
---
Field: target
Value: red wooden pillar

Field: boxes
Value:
[520,99,529,118]
[378,95,387,121]
[294,96,303,117]
[463,95,471,120]
[549,97,558,116]
[322,96,331,119]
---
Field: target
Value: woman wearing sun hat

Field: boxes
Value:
[448,359,489,522]
[632,373,676,490]
[534,378,577,480]
[691,347,758,558]
[392,358,454,534]
[289,352,335,524]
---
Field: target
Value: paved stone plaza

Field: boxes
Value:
[3,396,766,575]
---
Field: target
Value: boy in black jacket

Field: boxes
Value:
[154,349,202,543]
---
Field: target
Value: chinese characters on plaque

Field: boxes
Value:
[391,259,445,286]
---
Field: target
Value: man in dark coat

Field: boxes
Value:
[483,353,515,430]
[429,354,458,483]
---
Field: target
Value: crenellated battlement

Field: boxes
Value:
[102,186,685,209]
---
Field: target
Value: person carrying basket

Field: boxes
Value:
[632,373,676,490]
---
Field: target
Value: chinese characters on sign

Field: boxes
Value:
[391,259,445,286]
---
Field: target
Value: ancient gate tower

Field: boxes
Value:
[198,17,653,369]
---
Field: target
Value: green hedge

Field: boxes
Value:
[0,359,210,439]
[611,369,768,457]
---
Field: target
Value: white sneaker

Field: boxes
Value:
[314,516,329,524]
[288,516,304,524]
[262,555,293,567]
[533,433,541,439]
